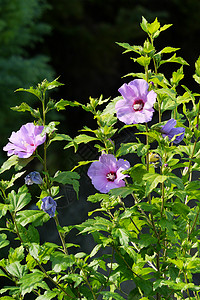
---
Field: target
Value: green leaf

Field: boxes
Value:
[49,133,73,144]
[0,233,9,249]
[128,288,141,300]
[45,77,64,90]
[8,246,24,263]
[100,291,125,300]
[140,16,148,33]
[15,86,42,99]
[18,270,45,296]
[90,244,102,257]
[133,56,151,67]
[109,187,135,199]
[42,121,60,135]
[143,173,167,196]
[35,291,58,300]
[11,102,41,119]
[87,193,110,203]
[112,228,130,247]
[64,134,98,150]
[6,261,27,279]
[130,164,147,183]
[167,174,184,190]
[159,46,180,54]
[147,18,160,35]
[53,171,80,198]
[16,210,49,227]
[71,160,94,171]
[116,142,140,157]
[8,185,31,212]
[0,155,19,174]
[116,42,143,54]
[160,54,189,66]
[195,56,200,76]
[50,252,74,272]
[0,204,11,219]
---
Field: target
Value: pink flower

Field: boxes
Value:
[87,153,130,193]
[3,122,46,158]
[115,79,157,124]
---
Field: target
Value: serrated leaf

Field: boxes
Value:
[134,56,151,67]
[167,174,184,190]
[8,185,31,212]
[143,173,167,196]
[159,47,180,54]
[64,134,98,151]
[0,233,9,249]
[100,291,125,300]
[6,261,27,279]
[35,291,58,300]
[50,252,74,272]
[53,171,80,198]
[160,54,189,66]
[18,270,45,296]
[116,142,139,157]
[109,187,135,199]
[16,210,49,227]
[0,203,11,219]
[0,155,19,174]
[87,193,110,203]
[15,87,42,99]
[8,246,24,263]
[11,102,41,119]
[116,42,143,54]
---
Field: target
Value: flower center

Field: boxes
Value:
[106,171,117,182]
[133,99,144,111]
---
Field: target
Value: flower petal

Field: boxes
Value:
[161,119,177,133]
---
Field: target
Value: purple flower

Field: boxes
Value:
[115,79,157,124]
[87,153,130,193]
[41,196,57,218]
[160,119,185,144]
[3,122,46,158]
[25,171,43,185]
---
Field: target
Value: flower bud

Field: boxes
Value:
[25,171,43,185]
[41,196,57,218]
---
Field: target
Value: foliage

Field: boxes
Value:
[1,17,200,299]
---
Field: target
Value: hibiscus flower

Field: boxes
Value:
[87,153,130,193]
[3,122,46,158]
[115,79,157,124]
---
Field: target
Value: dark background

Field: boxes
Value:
[1,0,200,296]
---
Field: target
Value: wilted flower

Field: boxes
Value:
[160,119,185,144]
[115,79,157,124]
[41,196,57,218]
[87,153,130,193]
[3,122,46,158]
[149,152,162,168]
[25,171,43,185]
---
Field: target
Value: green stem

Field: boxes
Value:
[11,212,74,298]
[54,215,69,255]
[114,247,142,279]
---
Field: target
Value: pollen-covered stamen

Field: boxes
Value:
[133,99,144,111]
[106,171,117,182]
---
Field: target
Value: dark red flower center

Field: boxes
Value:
[132,99,144,111]
[106,171,117,182]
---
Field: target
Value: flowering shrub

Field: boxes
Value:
[1,17,200,299]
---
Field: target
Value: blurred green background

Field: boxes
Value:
[1,0,200,169]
